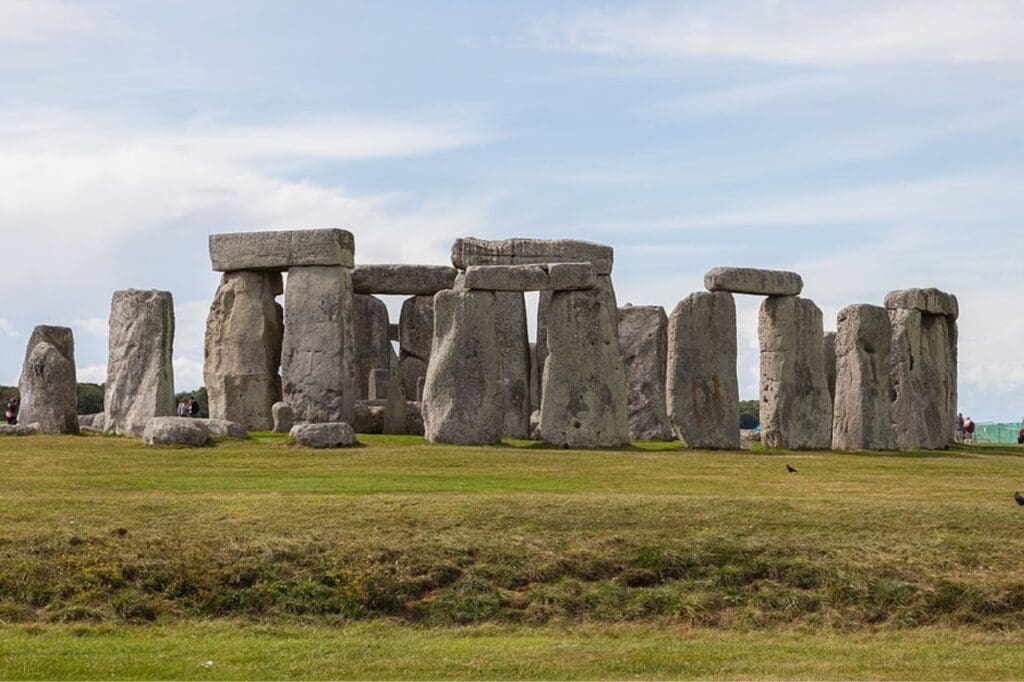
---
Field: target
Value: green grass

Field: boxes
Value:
[2,432,1024,678]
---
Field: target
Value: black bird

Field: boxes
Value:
[1014,491,1024,506]
[786,464,798,473]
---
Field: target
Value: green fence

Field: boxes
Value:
[973,423,1022,444]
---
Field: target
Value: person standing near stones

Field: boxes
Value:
[954,413,965,443]
[189,395,200,418]
[964,417,976,444]
[176,396,191,418]
[5,396,17,425]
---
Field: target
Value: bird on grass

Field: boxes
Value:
[1014,491,1024,506]
[786,464,798,473]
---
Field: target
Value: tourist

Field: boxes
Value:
[964,417,976,444]
[1017,425,1024,445]
[189,395,200,418]
[5,397,17,425]
[954,413,965,443]
[176,397,191,418]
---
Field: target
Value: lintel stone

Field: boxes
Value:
[884,288,958,320]
[704,266,803,296]
[352,264,457,295]
[462,263,596,291]
[210,229,354,272]
[452,237,613,275]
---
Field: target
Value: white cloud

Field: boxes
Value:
[73,317,108,337]
[76,363,107,384]
[533,1,1024,65]
[0,0,104,43]
[0,318,19,338]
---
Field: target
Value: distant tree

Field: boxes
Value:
[77,383,105,415]
[175,387,209,418]
[738,400,760,429]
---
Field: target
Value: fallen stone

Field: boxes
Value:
[289,422,358,448]
[422,289,503,444]
[540,288,630,448]
[884,288,959,319]
[495,291,531,438]
[462,263,596,291]
[78,413,104,429]
[759,296,833,450]
[831,305,896,451]
[272,402,293,433]
[210,229,355,272]
[18,326,78,435]
[0,424,38,436]
[404,401,424,436]
[204,271,283,430]
[193,418,248,438]
[452,237,614,275]
[281,266,357,424]
[352,264,457,295]
[666,292,740,449]
[823,331,837,407]
[704,267,803,296]
[142,417,209,447]
[618,305,674,441]
[105,290,176,436]
[353,294,392,400]
[889,308,957,450]
[354,401,385,434]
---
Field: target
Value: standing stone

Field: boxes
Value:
[272,402,294,433]
[281,266,356,424]
[353,294,392,400]
[105,290,176,436]
[529,342,540,413]
[416,376,425,402]
[18,326,78,434]
[889,308,956,450]
[204,271,283,430]
[666,292,740,449]
[759,296,832,450]
[823,331,837,407]
[382,347,407,435]
[540,288,629,448]
[831,305,896,451]
[495,291,531,438]
[399,295,434,400]
[422,289,503,444]
[618,305,673,441]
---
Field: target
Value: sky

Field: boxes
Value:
[1,0,1022,420]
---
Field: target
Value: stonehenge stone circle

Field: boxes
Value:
[18,325,78,434]
[462,263,596,291]
[399,295,434,399]
[204,271,284,430]
[704,267,803,297]
[210,229,354,271]
[494,290,531,439]
[281,265,357,424]
[823,331,837,407]
[831,304,896,451]
[142,417,209,447]
[887,288,958,450]
[289,422,357,448]
[540,288,630,448]
[666,292,740,449]
[105,290,176,436]
[618,305,674,441]
[352,264,457,295]
[758,296,833,450]
[353,294,392,400]
[272,402,294,433]
[422,289,504,444]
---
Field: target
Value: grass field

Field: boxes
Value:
[2,432,1024,679]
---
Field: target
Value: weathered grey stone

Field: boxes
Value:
[0,424,38,436]
[452,237,614,275]
[354,401,385,434]
[204,271,283,430]
[618,305,674,441]
[759,296,833,450]
[281,266,356,424]
[271,402,293,433]
[823,331,837,407]
[704,267,803,296]
[422,289,503,444]
[889,308,957,450]
[142,417,208,447]
[831,305,896,451]
[416,376,425,402]
[193,418,248,438]
[462,263,596,291]
[352,264,457,295]
[381,347,407,435]
[368,369,389,400]
[399,294,434,399]
[530,410,541,440]
[210,229,354,272]
[666,292,740,449]
[885,288,959,320]
[529,343,540,413]
[404,401,424,436]
[80,425,103,435]
[495,291,531,438]
[388,323,399,341]
[105,290,176,436]
[18,326,78,435]
[540,288,630,448]
[400,355,427,405]
[352,294,392,400]
[78,413,104,429]
[289,422,358,448]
